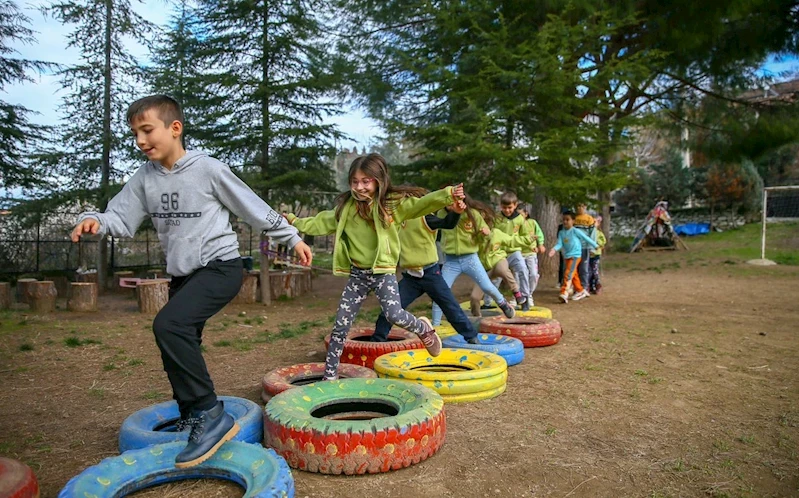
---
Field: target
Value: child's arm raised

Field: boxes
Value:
[285,210,338,236]
[548,232,564,258]
[394,184,463,223]
[71,168,149,242]
[575,228,599,249]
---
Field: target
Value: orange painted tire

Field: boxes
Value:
[479,317,563,347]
[264,378,446,474]
[261,363,377,402]
[323,327,424,369]
[0,457,39,498]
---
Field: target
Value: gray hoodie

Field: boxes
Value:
[78,150,302,276]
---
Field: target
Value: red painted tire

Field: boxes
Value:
[479,317,563,347]
[323,327,424,369]
[261,363,378,402]
[264,378,446,474]
[0,457,39,498]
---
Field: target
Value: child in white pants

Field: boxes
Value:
[519,207,545,306]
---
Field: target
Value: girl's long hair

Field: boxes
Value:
[334,153,427,228]
[463,195,494,242]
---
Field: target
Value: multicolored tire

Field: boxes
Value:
[118,396,263,452]
[264,378,445,474]
[58,442,294,497]
[442,333,525,366]
[479,317,563,347]
[459,301,552,319]
[0,457,39,498]
[323,327,424,369]
[261,363,377,402]
[373,349,508,403]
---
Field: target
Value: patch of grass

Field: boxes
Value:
[585,364,602,371]
[102,363,117,371]
[647,377,664,385]
[243,318,252,325]
[713,440,730,452]
[238,311,247,317]
[669,458,687,472]
[18,343,34,352]
[544,426,557,436]
[737,434,755,444]
[88,387,106,399]
[634,369,648,376]
[63,336,102,348]
[143,390,166,400]
[127,358,144,367]
[276,295,291,302]
[213,340,232,347]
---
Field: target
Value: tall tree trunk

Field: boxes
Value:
[531,188,559,279]
[599,190,612,247]
[99,0,113,291]
[259,0,270,199]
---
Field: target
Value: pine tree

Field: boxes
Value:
[0,1,52,197]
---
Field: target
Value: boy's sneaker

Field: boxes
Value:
[521,299,531,311]
[573,290,589,301]
[175,401,240,468]
[418,317,442,357]
[497,300,515,319]
[527,296,535,307]
[466,336,480,345]
[559,292,569,304]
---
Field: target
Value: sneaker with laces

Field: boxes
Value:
[521,300,531,311]
[174,417,197,432]
[174,401,240,468]
[559,292,569,304]
[497,300,515,318]
[572,290,589,301]
[527,296,535,307]
[417,317,442,356]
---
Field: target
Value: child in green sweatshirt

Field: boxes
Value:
[288,154,464,380]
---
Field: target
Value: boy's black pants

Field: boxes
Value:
[152,258,243,417]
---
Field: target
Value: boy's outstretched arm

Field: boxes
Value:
[72,169,149,242]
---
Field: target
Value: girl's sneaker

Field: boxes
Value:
[498,300,516,318]
[573,290,590,301]
[559,292,569,303]
[418,317,442,356]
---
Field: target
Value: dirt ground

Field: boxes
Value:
[1,248,798,498]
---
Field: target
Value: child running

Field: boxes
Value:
[548,210,598,303]
[286,154,464,380]
[588,215,606,294]
[432,196,515,326]
[519,205,545,307]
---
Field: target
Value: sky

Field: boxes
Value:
[4,1,382,151]
[4,2,799,155]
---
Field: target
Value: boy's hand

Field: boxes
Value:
[293,241,313,266]
[480,226,491,236]
[451,200,467,213]
[71,218,100,242]
[451,183,465,200]
[548,249,556,258]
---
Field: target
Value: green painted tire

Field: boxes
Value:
[264,378,446,475]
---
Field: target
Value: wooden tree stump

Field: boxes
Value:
[136,279,169,314]
[16,279,37,304]
[232,270,259,304]
[0,282,10,310]
[268,269,313,300]
[25,281,57,313]
[67,283,98,312]
[113,271,135,293]
[147,269,165,279]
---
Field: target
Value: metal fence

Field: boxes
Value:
[0,212,333,276]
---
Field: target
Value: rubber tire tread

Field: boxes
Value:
[0,457,39,498]
[262,363,377,402]
[264,378,446,475]
[478,317,563,347]
[323,327,424,369]
[441,333,525,367]
[118,396,263,452]
[58,442,294,498]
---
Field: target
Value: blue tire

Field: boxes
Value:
[59,441,294,498]
[441,333,525,366]
[119,396,263,452]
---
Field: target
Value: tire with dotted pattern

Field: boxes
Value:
[262,363,377,402]
[0,457,39,498]
[58,442,294,497]
[264,378,446,474]
[323,327,424,369]
[478,317,563,347]
[441,333,525,366]
[459,301,552,319]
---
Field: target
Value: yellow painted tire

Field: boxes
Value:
[377,369,507,395]
[459,301,552,319]
[442,383,507,403]
[436,322,458,338]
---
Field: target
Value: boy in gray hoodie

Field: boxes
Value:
[71,95,312,468]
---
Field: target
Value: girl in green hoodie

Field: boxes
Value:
[288,154,464,380]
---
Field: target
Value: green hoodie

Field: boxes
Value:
[440,208,487,255]
[479,229,535,270]
[494,211,530,253]
[287,186,455,276]
[521,218,545,256]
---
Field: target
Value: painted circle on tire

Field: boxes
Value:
[0,457,39,498]
[441,333,525,366]
[58,442,293,498]
[323,327,423,369]
[479,317,563,347]
[264,378,446,474]
[262,363,377,402]
[118,396,263,452]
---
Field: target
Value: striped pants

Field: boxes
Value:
[561,257,584,294]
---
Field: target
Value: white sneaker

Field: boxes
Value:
[568,287,575,297]
[527,297,534,307]
[573,290,589,301]
[559,293,569,304]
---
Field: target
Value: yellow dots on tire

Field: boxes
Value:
[406,438,416,449]
[356,445,367,455]
[302,395,311,402]
[383,443,395,454]
[304,442,315,454]
[96,477,111,486]
[326,444,338,456]
[421,435,429,447]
